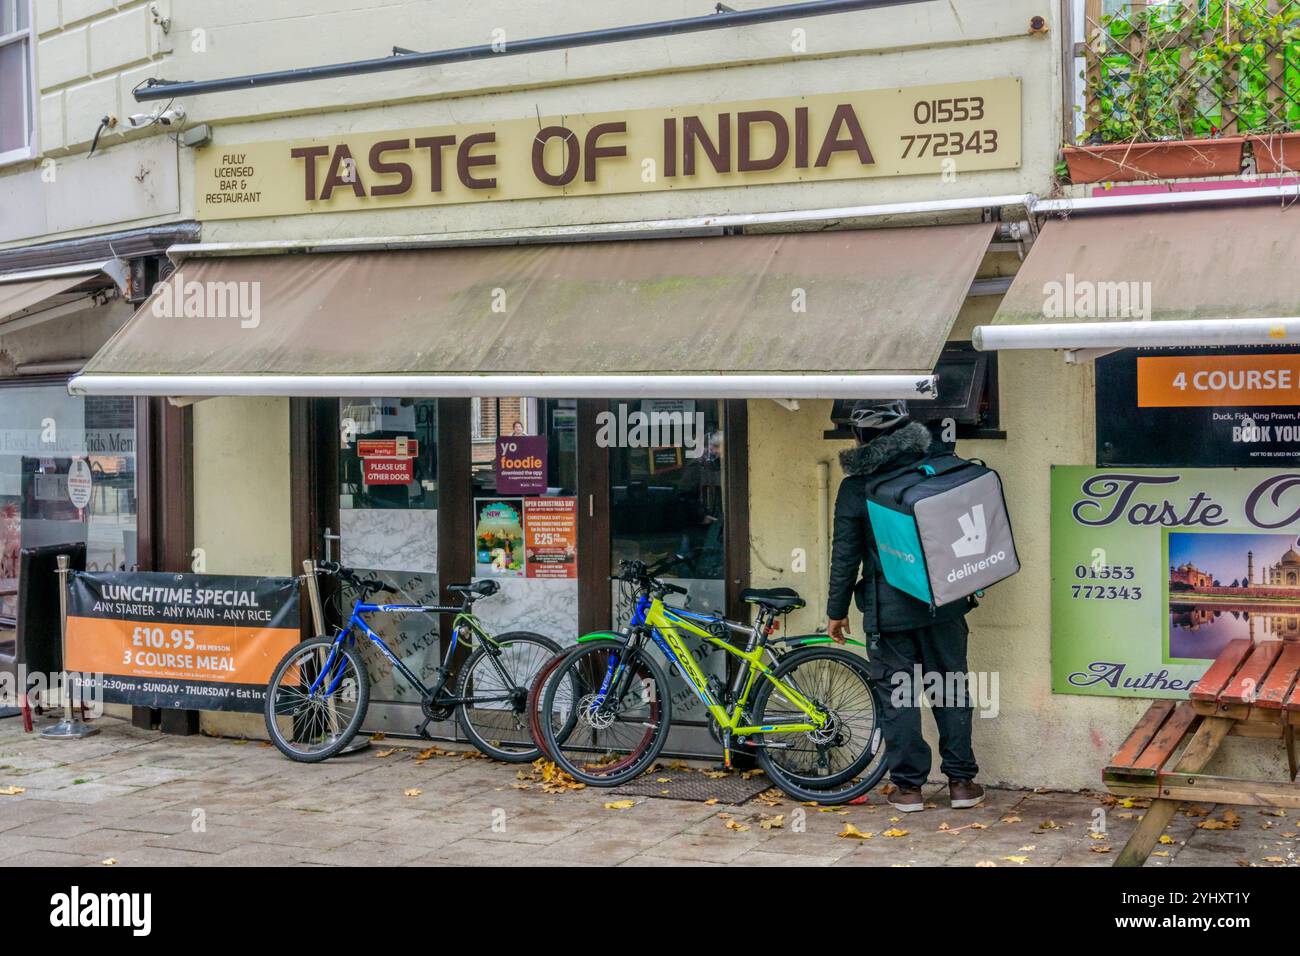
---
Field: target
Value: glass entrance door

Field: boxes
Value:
[336,398,441,735]
[608,399,728,749]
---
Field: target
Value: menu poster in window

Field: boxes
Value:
[64,571,301,712]
[495,436,547,495]
[524,497,577,579]
[474,498,524,576]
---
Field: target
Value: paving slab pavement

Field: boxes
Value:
[0,714,1295,867]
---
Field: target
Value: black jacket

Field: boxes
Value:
[826,421,971,632]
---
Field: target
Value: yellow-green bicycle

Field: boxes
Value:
[538,560,886,804]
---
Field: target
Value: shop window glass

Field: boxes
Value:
[337,398,439,708]
[0,385,138,630]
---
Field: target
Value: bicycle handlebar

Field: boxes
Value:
[611,559,691,597]
[315,561,398,597]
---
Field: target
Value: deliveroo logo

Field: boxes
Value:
[951,505,988,558]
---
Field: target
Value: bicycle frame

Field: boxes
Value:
[310,597,518,708]
[585,588,828,763]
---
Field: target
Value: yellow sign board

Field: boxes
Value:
[195,78,1021,221]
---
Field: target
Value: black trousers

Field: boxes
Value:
[866,617,978,789]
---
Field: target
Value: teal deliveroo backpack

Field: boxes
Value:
[864,453,1020,608]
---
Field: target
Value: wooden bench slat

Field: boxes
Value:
[1255,643,1300,710]
[1107,699,1175,770]
[1284,662,1300,712]
[1221,641,1284,705]
[1190,638,1253,701]
[1133,702,1199,772]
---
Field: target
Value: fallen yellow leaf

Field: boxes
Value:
[0,786,24,796]
[704,798,719,806]
[403,788,422,797]
[1002,855,1029,865]
[882,827,909,838]
[603,799,635,810]
[839,823,874,840]
[1263,856,1285,863]
[725,819,751,832]
[1000,815,1021,824]
[760,815,784,830]
[1158,834,1175,845]
[1090,846,1111,854]
[374,748,396,758]
[101,858,117,866]
[1152,851,1169,858]
[975,860,997,867]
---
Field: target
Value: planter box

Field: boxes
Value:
[1249,132,1300,174]
[1063,137,1245,184]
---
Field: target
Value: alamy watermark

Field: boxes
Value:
[1042,272,1152,322]
[151,278,262,329]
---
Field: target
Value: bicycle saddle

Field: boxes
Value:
[448,580,500,597]
[740,587,805,612]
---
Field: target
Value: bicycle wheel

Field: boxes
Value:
[529,645,581,761]
[456,631,561,762]
[750,646,886,795]
[264,636,370,763]
[540,639,671,786]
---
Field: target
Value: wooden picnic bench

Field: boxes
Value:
[1103,637,1300,866]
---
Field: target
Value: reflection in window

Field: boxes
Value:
[0,386,137,628]
[609,400,725,583]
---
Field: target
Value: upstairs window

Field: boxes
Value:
[0,0,35,166]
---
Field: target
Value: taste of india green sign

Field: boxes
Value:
[1051,466,1300,698]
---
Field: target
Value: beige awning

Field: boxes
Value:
[989,205,1300,328]
[71,225,994,399]
[0,275,90,324]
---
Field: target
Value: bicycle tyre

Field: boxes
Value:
[456,631,561,763]
[750,646,886,794]
[529,645,581,761]
[264,636,370,763]
[540,639,671,787]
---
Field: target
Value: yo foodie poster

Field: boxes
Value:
[1051,466,1300,697]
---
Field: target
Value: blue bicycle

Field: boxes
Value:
[263,562,562,763]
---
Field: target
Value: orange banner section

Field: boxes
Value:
[1138,354,1300,408]
[65,616,299,684]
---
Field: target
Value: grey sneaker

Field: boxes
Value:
[890,786,925,813]
[949,780,985,809]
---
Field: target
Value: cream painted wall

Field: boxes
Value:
[191,396,292,576]
[191,395,292,737]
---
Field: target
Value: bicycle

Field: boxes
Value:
[264,561,561,763]
[538,560,888,804]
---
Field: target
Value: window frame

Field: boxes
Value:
[0,0,37,167]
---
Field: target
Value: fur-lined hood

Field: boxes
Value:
[838,421,935,477]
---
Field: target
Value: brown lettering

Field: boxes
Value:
[663,118,677,178]
[413,135,456,192]
[682,114,731,175]
[457,132,497,190]
[320,144,365,199]
[369,138,413,197]
[531,126,579,187]
[583,121,626,182]
[736,110,789,172]
[814,104,874,168]
[290,145,330,200]
[793,107,810,169]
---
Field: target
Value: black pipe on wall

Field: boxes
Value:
[135,0,938,101]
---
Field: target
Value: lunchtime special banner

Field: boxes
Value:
[66,571,301,712]
[1052,466,1300,698]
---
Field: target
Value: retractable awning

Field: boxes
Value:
[0,260,129,331]
[69,225,995,400]
[974,205,1300,353]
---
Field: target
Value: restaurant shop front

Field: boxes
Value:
[60,0,1300,789]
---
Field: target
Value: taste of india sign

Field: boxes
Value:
[1052,466,1300,699]
[195,78,1021,219]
